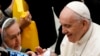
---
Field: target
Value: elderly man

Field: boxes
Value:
[59,1,100,56]
[35,1,100,56]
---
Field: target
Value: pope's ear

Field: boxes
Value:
[81,18,89,27]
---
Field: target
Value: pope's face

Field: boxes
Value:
[4,22,21,51]
[59,8,85,43]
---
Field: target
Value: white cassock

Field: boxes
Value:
[59,23,100,56]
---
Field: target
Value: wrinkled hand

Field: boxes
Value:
[35,46,46,55]
[19,11,32,29]
[35,46,57,56]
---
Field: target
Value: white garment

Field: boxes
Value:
[59,35,74,56]
[0,47,8,52]
[60,22,100,56]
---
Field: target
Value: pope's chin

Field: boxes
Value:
[67,35,76,43]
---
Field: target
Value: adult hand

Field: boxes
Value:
[35,46,57,56]
[35,46,46,55]
[19,11,32,29]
